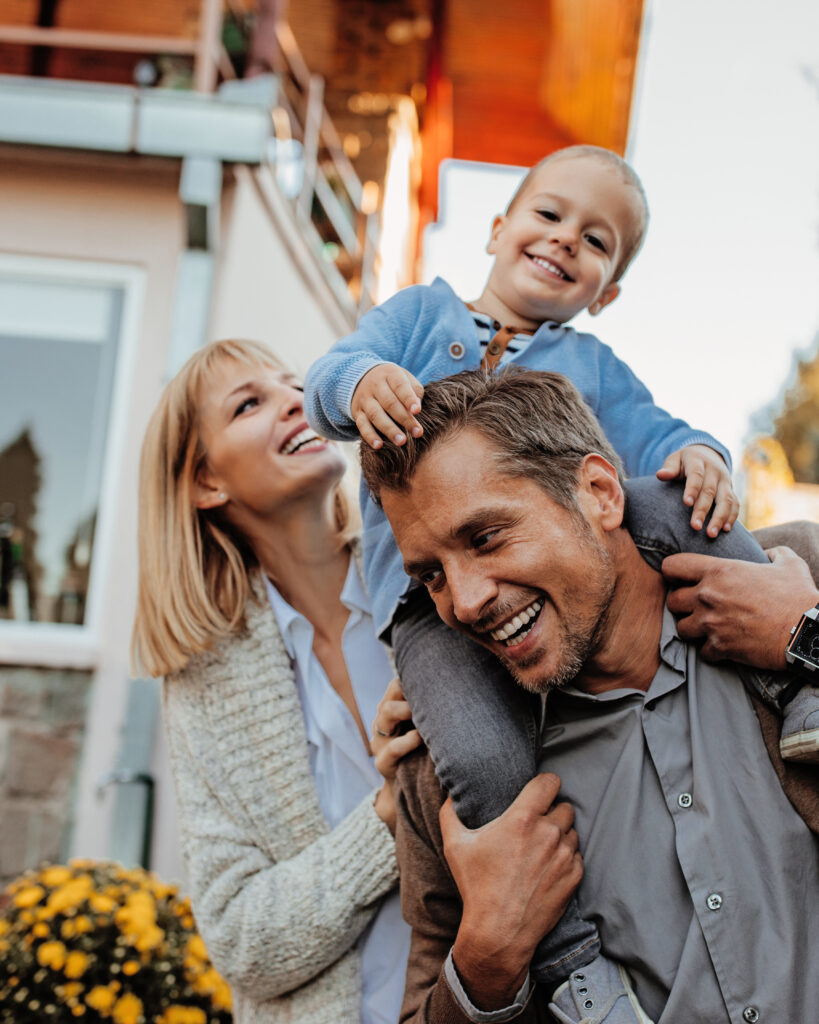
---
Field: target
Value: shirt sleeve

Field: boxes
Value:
[396,752,544,1024]
[304,286,425,441]
[445,952,533,1022]
[590,339,732,476]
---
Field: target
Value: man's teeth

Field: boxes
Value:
[281,429,322,454]
[490,599,543,646]
[530,255,569,280]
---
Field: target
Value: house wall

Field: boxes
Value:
[0,144,356,884]
[0,146,183,882]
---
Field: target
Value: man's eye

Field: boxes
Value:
[419,568,443,589]
[473,530,498,549]
[585,234,606,252]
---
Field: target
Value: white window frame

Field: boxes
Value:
[0,253,144,668]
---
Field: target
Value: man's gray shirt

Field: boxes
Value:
[539,609,819,1024]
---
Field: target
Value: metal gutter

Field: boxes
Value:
[0,74,273,162]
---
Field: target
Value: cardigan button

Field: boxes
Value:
[448,341,465,359]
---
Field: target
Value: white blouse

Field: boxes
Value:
[265,559,411,1024]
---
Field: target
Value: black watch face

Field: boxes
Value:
[790,617,819,665]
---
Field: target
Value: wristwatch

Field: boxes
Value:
[785,603,819,673]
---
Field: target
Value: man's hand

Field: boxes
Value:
[351,363,425,448]
[656,444,738,537]
[663,546,819,669]
[443,773,582,1011]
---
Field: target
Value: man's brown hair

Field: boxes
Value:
[360,366,624,512]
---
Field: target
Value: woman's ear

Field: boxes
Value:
[194,470,228,510]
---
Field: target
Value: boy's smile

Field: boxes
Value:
[476,155,642,330]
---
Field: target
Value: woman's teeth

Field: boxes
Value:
[281,429,323,455]
[490,598,543,647]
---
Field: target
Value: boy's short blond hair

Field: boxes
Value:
[506,144,649,282]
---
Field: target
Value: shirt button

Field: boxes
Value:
[448,341,465,359]
[743,1008,760,1023]
[677,792,693,808]
[706,892,723,911]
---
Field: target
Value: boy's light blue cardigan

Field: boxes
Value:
[305,277,730,635]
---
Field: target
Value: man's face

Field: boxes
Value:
[381,429,617,693]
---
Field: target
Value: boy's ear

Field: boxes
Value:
[486,214,506,254]
[588,282,620,317]
[194,469,228,511]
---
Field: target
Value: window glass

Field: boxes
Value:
[0,270,124,625]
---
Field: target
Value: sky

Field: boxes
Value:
[423,0,819,474]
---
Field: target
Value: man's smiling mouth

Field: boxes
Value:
[526,254,574,281]
[488,598,544,648]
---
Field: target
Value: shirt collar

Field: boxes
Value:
[264,554,371,657]
[557,606,687,705]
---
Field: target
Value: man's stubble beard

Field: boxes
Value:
[501,532,617,695]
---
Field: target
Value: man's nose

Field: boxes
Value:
[448,566,497,626]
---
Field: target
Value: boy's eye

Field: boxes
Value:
[585,234,606,252]
[537,209,559,222]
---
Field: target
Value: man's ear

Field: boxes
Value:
[486,214,506,254]
[578,454,624,531]
[588,282,620,317]
[194,469,228,511]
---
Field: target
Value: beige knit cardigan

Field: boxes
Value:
[163,573,400,1023]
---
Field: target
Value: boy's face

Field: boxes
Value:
[485,156,639,328]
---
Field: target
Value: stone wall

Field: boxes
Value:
[0,667,91,886]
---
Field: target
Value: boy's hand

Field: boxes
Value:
[656,444,738,537]
[351,363,425,448]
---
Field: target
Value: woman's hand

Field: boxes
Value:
[371,677,423,833]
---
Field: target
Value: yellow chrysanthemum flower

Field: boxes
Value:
[37,940,67,970]
[41,866,73,887]
[32,922,50,938]
[14,884,45,908]
[186,935,208,962]
[46,876,93,916]
[158,1006,206,1024]
[122,960,140,976]
[64,950,90,979]
[111,991,144,1024]
[211,979,232,1011]
[85,985,116,1012]
[89,893,117,915]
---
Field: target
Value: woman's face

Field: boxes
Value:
[195,357,346,520]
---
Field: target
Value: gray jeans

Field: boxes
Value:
[390,477,770,984]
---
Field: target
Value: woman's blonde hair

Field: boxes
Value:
[131,338,358,678]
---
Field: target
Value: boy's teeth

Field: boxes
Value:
[490,599,543,642]
[282,428,321,454]
[531,255,568,279]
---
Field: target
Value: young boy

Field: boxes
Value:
[304,145,818,1024]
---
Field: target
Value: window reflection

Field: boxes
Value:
[0,270,123,626]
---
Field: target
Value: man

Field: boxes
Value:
[359,367,819,1024]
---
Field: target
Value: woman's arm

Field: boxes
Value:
[164,681,399,1003]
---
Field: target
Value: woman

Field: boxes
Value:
[132,338,421,1023]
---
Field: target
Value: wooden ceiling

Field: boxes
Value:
[0,0,645,214]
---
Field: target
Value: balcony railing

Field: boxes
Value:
[0,2,381,314]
